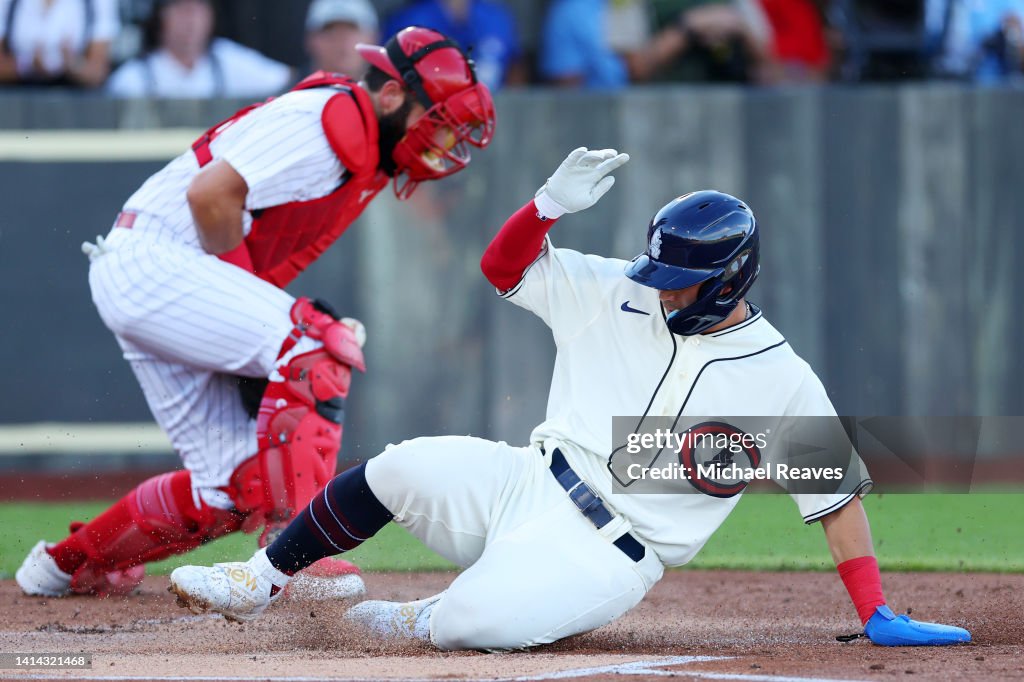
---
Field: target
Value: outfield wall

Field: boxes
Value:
[1,85,1022,467]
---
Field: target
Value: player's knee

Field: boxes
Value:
[364,437,442,504]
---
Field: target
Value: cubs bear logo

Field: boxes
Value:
[678,421,762,498]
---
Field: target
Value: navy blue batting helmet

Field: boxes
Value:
[625,190,760,336]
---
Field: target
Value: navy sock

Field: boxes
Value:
[265,462,393,575]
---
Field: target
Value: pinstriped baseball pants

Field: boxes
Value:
[87,228,296,491]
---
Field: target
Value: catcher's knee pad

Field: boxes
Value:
[74,470,242,574]
[230,297,365,532]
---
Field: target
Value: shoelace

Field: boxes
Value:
[81,235,113,262]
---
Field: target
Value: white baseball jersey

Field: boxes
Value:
[120,88,345,249]
[89,88,348,497]
[106,38,292,99]
[502,237,871,567]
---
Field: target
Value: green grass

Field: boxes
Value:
[1,494,1021,578]
[0,505,455,579]
[686,493,1024,572]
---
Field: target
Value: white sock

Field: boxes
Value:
[249,548,291,589]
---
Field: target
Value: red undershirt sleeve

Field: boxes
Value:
[217,241,255,273]
[480,199,558,292]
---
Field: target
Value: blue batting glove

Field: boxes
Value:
[864,605,971,646]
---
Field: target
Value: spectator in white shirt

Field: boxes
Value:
[0,0,119,87]
[106,0,292,99]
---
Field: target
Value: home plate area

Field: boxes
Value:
[0,571,1019,681]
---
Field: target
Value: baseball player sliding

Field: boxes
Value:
[15,27,496,599]
[168,148,970,649]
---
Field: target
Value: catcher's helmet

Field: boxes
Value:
[356,27,496,197]
[625,190,760,336]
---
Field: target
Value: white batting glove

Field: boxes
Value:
[534,147,630,219]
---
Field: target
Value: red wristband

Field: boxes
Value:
[217,242,255,273]
[837,555,887,625]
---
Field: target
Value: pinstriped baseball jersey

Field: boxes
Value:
[121,88,346,248]
[501,237,871,567]
[88,87,356,496]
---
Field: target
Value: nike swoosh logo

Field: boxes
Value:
[620,301,650,316]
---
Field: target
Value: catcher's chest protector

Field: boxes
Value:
[192,72,389,288]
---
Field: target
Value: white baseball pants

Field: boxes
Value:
[364,436,665,650]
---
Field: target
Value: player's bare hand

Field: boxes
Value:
[82,235,113,262]
[534,147,630,218]
[341,317,367,348]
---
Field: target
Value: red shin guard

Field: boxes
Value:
[231,298,364,541]
[47,470,242,595]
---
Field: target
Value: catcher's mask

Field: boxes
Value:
[625,190,760,336]
[356,27,496,199]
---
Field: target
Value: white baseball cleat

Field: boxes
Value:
[344,593,443,641]
[168,549,288,623]
[16,541,72,597]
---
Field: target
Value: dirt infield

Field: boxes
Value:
[0,570,1019,681]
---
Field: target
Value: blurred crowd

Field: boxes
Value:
[1,0,1022,97]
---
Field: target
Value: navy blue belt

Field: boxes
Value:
[548,448,646,563]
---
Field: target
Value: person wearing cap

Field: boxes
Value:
[305,0,379,77]
[106,0,292,98]
[15,26,496,601]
